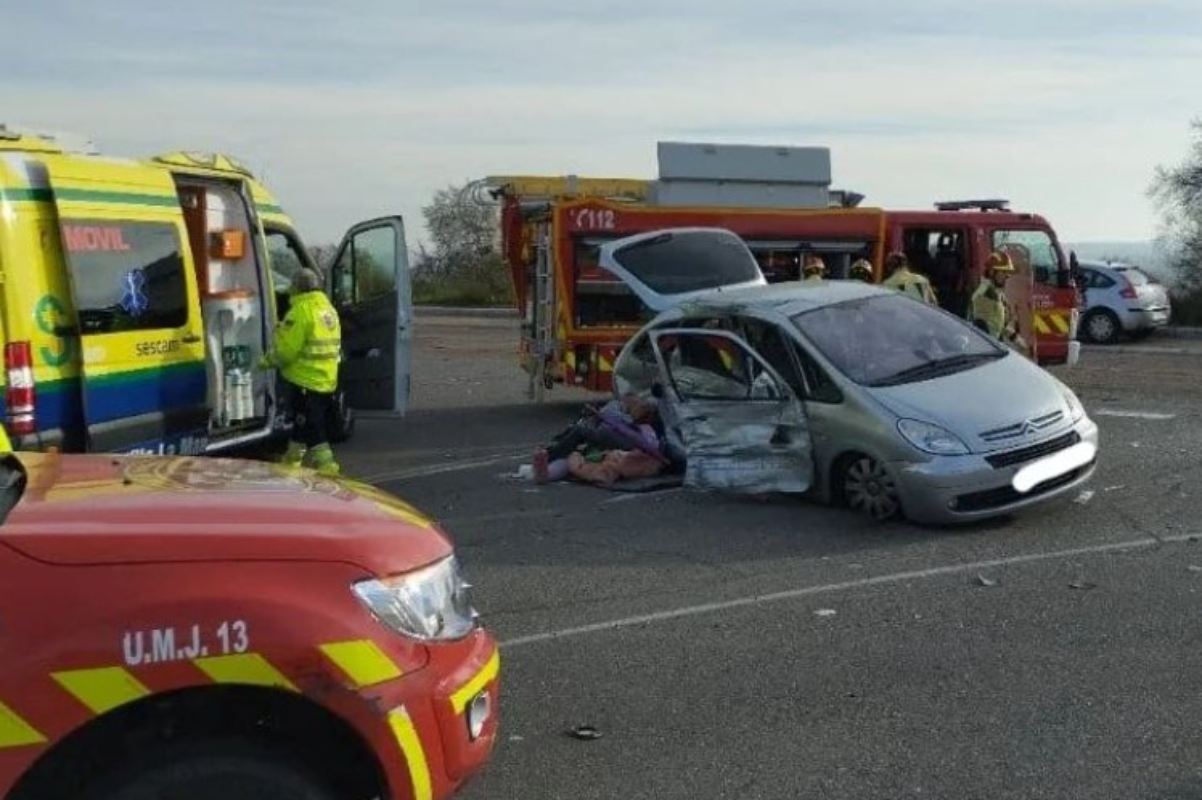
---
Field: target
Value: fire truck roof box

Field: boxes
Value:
[653,142,832,209]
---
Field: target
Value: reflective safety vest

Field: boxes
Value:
[882,267,938,305]
[267,290,342,393]
[971,280,1010,340]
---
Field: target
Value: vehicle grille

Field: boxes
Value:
[985,431,1081,469]
[979,410,1064,443]
[953,464,1092,513]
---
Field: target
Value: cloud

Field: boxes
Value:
[3,0,1201,245]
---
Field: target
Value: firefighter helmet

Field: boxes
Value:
[986,251,1016,274]
[849,259,874,282]
[802,255,826,277]
[884,251,909,276]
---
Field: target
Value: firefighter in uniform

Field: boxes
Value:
[802,254,826,283]
[882,251,938,305]
[971,251,1019,343]
[848,258,874,283]
[261,268,343,476]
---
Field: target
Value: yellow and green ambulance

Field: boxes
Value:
[0,128,412,454]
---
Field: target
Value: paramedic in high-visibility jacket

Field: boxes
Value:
[261,268,343,476]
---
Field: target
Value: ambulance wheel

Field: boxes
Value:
[327,390,355,444]
[89,742,336,800]
[1082,309,1120,345]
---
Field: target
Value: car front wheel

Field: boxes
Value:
[840,455,901,521]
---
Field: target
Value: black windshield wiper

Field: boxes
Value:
[869,352,1003,387]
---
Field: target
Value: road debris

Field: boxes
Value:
[814,608,838,618]
[1073,490,1095,505]
[567,725,603,741]
[1103,485,1125,492]
[975,574,998,588]
[1068,580,1097,591]
[1188,565,1202,573]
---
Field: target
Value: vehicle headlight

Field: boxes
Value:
[897,418,970,456]
[1061,384,1086,422]
[353,556,476,641]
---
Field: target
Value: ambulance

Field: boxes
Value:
[0,127,413,454]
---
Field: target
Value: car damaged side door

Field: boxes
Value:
[649,328,813,493]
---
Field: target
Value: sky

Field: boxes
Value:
[4,0,1202,247]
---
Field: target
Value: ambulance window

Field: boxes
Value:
[265,229,311,292]
[992,229,1063,285]
[60,221,188,334]
[349,226,397,304]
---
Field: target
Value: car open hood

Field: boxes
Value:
[1,454,452,575]
[867,354,1073,453]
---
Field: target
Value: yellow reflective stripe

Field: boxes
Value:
[599,355,614,373]
[300,352,340,360]
[319,640,403,688]
[193,653,298,692]
[450,650,500,714]
[1050,313,1070,334]
[388,706,433,800]
[308,337,340,346]
[52,667,151,715]
[0,700,46,748]
[1032,314,1052,334]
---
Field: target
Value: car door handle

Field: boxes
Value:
[181,334,202,344]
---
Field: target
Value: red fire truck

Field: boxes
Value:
[494,178,1081,397]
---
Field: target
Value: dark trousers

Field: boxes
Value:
[285,382,333,448]
[546,419,629,461]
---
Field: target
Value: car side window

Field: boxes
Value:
[738,318,806,398]
[790,341,843,404]
[1093,271,1116,289]
[654,332,785,402]
[614,332,660,396]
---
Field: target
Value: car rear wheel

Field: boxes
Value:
[1083,309,1121,345]
[840,455,901,521]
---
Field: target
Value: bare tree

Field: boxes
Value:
[421,184,499,277]
[1150,120,1202,293]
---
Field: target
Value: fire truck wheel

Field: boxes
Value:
[88,741,337,800]
[1082,309,1120,345]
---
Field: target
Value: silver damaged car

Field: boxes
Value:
[609,243,1099,524]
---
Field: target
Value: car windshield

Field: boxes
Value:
[792,294,1005,387]
[612,230,762,295]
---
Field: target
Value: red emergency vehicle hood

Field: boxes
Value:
[1,453,452,575]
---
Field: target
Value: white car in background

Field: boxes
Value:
[1077,260,1172,344]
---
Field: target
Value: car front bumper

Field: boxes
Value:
[890,417,1099,524]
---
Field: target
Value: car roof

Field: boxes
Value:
[680,280,891,316]
[1079,260,1140,272]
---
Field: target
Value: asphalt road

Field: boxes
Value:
[341,315,1202,800]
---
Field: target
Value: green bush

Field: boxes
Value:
[413,259,515,307]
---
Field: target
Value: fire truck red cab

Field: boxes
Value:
[0,452,498,800]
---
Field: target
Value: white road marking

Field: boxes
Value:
[500,533,1196,648]
[362,453,525,484]
[1094,409,1177,420]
